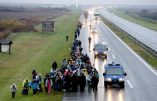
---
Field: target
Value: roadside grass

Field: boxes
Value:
[0,9,81,101]
[108,8,157,31]
[101,18,157,69]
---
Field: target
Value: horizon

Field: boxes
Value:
[0,0,157,6]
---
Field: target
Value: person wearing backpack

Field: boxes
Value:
[22,79,29,95]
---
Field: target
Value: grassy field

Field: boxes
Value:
[0,9,81,101]
[108,8,157,31]
[101,18,157,69]
[0,6,69,39]
[0,6,68,20]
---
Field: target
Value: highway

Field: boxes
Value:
[99,8,157,52]
[62,11,157,101]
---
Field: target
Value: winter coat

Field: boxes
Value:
[10,84,17,92]
[52,62,57,70]
[28,82,38,90]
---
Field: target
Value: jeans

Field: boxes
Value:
[12,92,15,98]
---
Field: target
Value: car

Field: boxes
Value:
[89,24,97,33]
[91,26,97,33]
[94,11,99,16]
[103,63,127,88]
[94,12,99,20]
[84,11,89,18]
[93,43,108,59]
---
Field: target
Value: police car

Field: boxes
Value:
[93,43,108,59]
[103,63,127,88]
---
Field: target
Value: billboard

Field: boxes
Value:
[42,21,55,32]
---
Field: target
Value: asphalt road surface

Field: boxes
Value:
[62,11,157,101]
[99,8,157,52]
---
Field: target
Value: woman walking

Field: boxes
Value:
[45,78,53,94]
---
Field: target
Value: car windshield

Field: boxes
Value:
[94,13,99,16]
[95,44,107,50]
[106,67,124,75]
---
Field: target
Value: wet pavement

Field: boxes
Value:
[62,10,157,101]
[99,8,157,52]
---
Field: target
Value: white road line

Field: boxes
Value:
[102,22,157,76]
[112,54,116,59]
[127,80,133,88]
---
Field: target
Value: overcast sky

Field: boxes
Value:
[0,0,157,5]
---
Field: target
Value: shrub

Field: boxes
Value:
[0,19,37,39]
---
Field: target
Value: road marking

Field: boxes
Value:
[112,54,115,59]
[127,80,133,88]
[102,22,157,76]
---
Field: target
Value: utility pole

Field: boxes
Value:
[76,0,79,8]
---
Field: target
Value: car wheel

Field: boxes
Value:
[104,55,107,59]
[94,55,96,59]
[104,82,107,89]
[120,82,125,88]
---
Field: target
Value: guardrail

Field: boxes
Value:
[100,14,157,59]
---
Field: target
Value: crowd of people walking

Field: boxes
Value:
[10,21,99,98]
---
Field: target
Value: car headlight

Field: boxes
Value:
[103,52,107,54]
[95,52,98,54]
[119,78,124,81]
[106,78,112,81]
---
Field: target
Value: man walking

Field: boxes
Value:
[66,34,69,42]
[10,83,17,99]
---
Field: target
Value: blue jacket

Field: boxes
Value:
[28,82,38,90]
